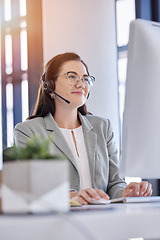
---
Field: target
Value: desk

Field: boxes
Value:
[1,202,160,240]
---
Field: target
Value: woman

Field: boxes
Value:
[14,52,152,205]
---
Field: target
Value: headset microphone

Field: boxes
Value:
[43,81,70,104]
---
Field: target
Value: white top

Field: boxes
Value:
[60,126,92,190]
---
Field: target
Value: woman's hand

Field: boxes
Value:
[122,181,152,198]
[70,188,110,205]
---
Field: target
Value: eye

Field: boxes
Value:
[68,73,76,79]
[83,77,89,83]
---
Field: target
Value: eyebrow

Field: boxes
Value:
[68,71,89,77]
[67,71,77,74]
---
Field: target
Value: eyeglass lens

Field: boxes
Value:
[67,72,94,87]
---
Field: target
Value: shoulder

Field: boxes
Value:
[81,114,113,139]
[85,114,111,129]
[14,116,49,147]
[85,114,109,122]
[15,116,45,133]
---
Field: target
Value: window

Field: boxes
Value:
[116,0,136,123]
[0,0,42,148]
[0,0,29,147]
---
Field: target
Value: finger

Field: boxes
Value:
[73,196,88,205]
[140,181,148,195]
[79,190,93,203]
[125,182,140,196]
[126,189,134,197]
[86,188,101,200]
[124,182,135,189]
[143,183,152,197]
[70,191,78,199]
[146,188,153,197]
[132,183,140,196]
[95,189,110,200]
[122,188,134,197]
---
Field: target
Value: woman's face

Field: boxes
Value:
[54,60,89,109]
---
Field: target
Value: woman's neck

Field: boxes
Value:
[54,108,81,129]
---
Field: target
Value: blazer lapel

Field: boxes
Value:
[43,113,97,188]
[43,114,79,170]
[79,114,97,188]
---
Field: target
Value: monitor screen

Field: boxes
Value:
[120,19,160,178]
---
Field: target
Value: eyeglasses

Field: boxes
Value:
[58,71,95,87]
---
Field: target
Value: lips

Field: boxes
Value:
[71,91,85,96]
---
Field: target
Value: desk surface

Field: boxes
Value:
[1,202,160,240]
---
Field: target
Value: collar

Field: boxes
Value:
[43,112,93,132]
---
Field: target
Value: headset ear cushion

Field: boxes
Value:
[87,91,90,99]
[48,80,55,90]
[43,80,55,92]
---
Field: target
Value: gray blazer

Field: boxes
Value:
[14,113,126,199]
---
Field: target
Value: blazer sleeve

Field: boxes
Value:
[106,119,127,199]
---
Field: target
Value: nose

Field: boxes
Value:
[76,77,86,88]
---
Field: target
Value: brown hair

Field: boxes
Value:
[28,52,89,119]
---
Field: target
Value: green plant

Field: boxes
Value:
[3,135,62,161]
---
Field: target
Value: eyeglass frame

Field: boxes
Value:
[57,71,95,87]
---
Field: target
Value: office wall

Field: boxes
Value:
[42,0,120,149]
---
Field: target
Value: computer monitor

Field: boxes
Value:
[120,19,160,178]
